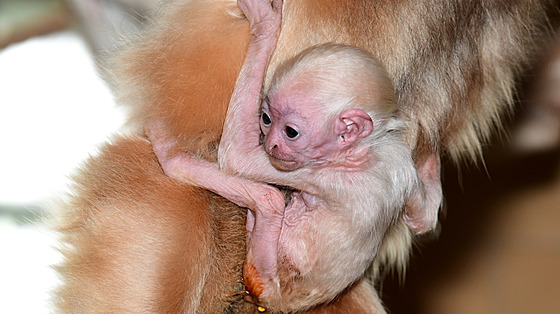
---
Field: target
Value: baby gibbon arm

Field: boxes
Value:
[145,118,285,213]
[218,0,283,177]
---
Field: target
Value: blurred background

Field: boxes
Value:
[0,0,558,313]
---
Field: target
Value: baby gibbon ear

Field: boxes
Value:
[335,109,374,145]
[404,152,443,234]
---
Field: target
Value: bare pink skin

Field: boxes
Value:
[218,39,442,308]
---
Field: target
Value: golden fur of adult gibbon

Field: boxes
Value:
[54,0,556,312]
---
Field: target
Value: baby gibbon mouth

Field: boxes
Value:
[267,155,300,171]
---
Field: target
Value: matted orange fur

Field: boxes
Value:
[54,0,556,312]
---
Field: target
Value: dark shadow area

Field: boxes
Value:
[381,144,560,313]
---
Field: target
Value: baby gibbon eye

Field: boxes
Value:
[262,112,272,125]
[285,126,299,139]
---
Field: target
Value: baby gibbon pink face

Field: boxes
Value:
[260,83,373,172]
[259,91,337,171]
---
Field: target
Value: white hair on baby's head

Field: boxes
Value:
[268,43,397,123]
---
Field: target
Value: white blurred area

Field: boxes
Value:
[0,31,125,205]
[0,0,151,311]
[0,29,125,313]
